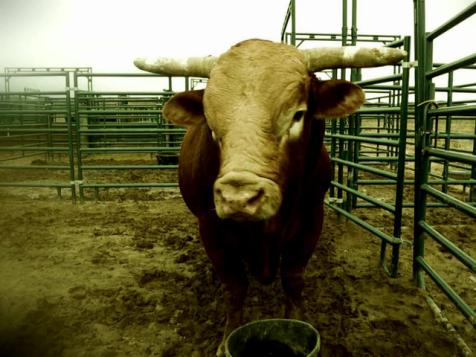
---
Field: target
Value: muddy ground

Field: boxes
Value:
[0,169,475,356]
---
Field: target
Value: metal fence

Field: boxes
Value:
[72,72,187,201]
[0,70,77,198]
[413,0,476,329]
[0,70,190,202]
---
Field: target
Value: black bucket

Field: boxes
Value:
[225,319,320,357]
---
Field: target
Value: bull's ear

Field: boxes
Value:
[312,79,365,119]
[163,89,205,126]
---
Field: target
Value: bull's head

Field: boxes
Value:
[135,39,406,221]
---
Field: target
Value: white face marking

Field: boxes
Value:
[277,108,306,148]
[288,115,305,140]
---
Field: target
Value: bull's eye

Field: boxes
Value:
[293,110,305,122]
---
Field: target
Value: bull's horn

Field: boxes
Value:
[302,47,407,72]
[134,56,217,78]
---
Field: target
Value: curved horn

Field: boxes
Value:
[134,55,217,78]
[302,47,407,72]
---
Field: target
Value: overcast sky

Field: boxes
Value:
[1,0,474,73]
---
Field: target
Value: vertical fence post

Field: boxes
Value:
[412,0,429,287]
[441,71,454,194]
[387,36,411,277]
[65,73,77,202]
[291,0,296,46]
[73,72,85,202]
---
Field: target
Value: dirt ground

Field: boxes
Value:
[0,160,475,356]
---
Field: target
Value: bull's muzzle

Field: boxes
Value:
[213,172,282,221]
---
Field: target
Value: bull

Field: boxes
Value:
[135,39,406,356]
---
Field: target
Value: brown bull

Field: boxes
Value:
[135,39,405,356]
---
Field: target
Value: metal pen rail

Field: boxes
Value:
[413,0,476,328]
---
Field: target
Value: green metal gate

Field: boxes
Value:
[72,72,187,201]
[0,69,78,200]
[413,0,476,330]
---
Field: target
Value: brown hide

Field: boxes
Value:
[177,80,331,285]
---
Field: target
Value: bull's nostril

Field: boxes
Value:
[247,188,265,207]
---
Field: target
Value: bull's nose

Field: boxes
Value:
[214,182,265,217]
[213,172,281,221]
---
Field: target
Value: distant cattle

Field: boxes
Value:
[135,39,405,356]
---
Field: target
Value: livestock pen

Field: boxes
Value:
[0,0,474,356]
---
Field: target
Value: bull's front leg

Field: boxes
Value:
[198,217,248,356]
[217,266,248,356]
[279,233,314,320]
[281,205,323,320]
[280,235,313,320]
[281,265,306,320]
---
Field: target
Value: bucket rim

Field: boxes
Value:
[224,318,320,357]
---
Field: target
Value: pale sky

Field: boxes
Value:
[0,0,475,95]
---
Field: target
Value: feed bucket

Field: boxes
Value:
[225,318,320,357]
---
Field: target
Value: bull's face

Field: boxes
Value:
[136,39,406,221]
[163,41,364,221]
[204,41,310,221]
